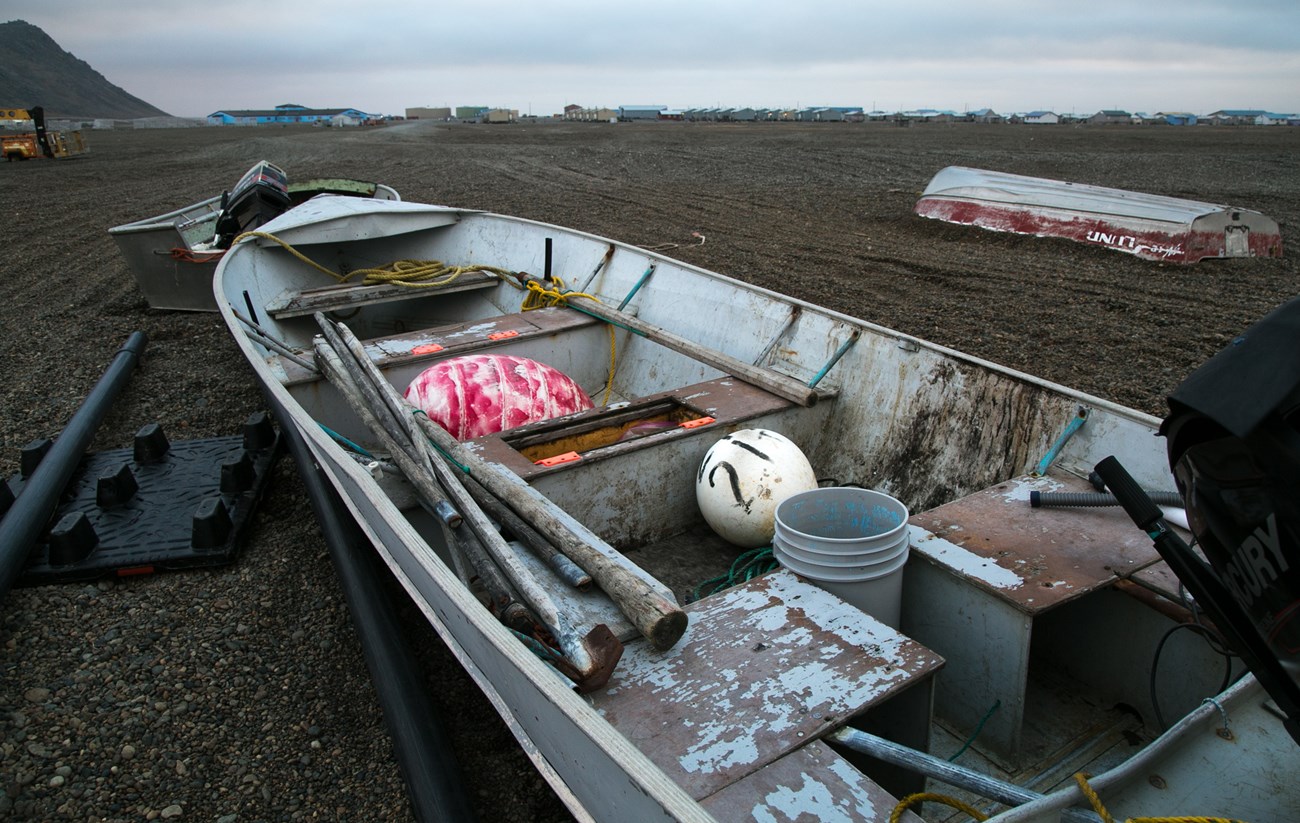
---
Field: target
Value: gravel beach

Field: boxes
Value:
[1,120,1296,821]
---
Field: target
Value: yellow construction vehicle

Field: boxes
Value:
[2,106,89,161]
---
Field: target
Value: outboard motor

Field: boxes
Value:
[213,161,291,248]
[1097,295,1300,745]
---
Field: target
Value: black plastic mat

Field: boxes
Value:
[3,412,282,585]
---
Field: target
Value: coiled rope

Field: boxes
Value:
[232,230,620,405]
[231,230,515,287]
[505,275,618,406]
[689,547,779,602]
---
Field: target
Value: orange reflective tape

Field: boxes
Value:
[488,330,520,340]
[534,451,581,467]
[412,343,444,355]
[679,417,715,429]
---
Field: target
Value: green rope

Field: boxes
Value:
[319,423,372,457]
[409,409,471,473]
[947,699,1001,762]
[690,547,779,602]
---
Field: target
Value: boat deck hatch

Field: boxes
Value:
[472,377,801,482]
[502,396,710,464]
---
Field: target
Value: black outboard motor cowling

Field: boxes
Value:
[1161,296,1300,680]
[213,161,291,248]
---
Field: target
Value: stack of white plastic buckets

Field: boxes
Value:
[772,487,911,628]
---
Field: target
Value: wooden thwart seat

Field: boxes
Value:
[589,569,943,801]
[276,306,602,385]
[700,739,923,822]
[903,471,1164,766]
[264,269,500,319]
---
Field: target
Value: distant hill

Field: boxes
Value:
[0,20,168,119]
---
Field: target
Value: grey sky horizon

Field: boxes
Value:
[6,1,1299,119]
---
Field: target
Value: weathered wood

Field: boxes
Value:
[516,273,827,408]
[460,473,592,590]
[699,740,922,823]
[908,472,1162,615]
[590,570,942,800]
[266,269,499,318]
[324,314,685,650]
[592,566,946,800]
[312,333,616,684]
[407,401,689,650]
[276,306,600,386]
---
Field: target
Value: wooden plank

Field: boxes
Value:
[265,269,500,318]
[278,307,600,384]
[700,739,923,823]
[472,376,796,482]
[518,275,834,408]
[590,569,943,800]
[908,473,1161,614]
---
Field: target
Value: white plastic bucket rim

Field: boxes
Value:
[773,528,908,566]
[773,541,909,582]
[774,487,909,551]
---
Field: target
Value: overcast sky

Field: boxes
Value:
[8,1,1300,118]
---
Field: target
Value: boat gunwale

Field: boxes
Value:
[214,199,1177,821]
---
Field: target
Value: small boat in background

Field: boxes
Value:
[914,166,1283,263]
[109,161,399,312]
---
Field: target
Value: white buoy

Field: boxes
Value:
[695,429,818,547]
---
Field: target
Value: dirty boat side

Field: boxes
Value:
[214,196,1298,821]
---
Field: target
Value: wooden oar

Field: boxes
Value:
[312,332,621,686]
[323,316,688,651]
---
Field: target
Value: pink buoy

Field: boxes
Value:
[405,354,593,440]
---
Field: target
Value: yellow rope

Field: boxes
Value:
[233,229,621,406]
[889,777,1250,823]
[512,275,618,405]
[1073,773,1250,823]
[889,792,988,822]
[230,230,514,287]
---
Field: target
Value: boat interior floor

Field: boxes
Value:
[610,521,747,605]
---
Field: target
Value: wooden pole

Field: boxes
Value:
[460,473,592,591]
[311,339,603,679]
[324,316,688,651]
[517,272,822,408]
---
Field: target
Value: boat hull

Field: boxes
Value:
[214,196,1298,821]
[914,166,1283,263]
[110,181,399,312]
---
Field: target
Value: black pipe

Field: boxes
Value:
[1030,490,1184,508]
[272,400,477,822]
[0,330,148,602]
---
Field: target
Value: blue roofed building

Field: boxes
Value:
[206,103,375,126]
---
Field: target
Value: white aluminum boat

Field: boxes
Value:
[914,166,1283,264]
[214,194,1299,822]
[110,163,399,311]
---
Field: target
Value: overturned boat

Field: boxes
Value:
[109,161,399,312]
[214,194,1300,821]
[914,166,1283,263]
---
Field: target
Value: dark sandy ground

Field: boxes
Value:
[0,120,1296,821]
